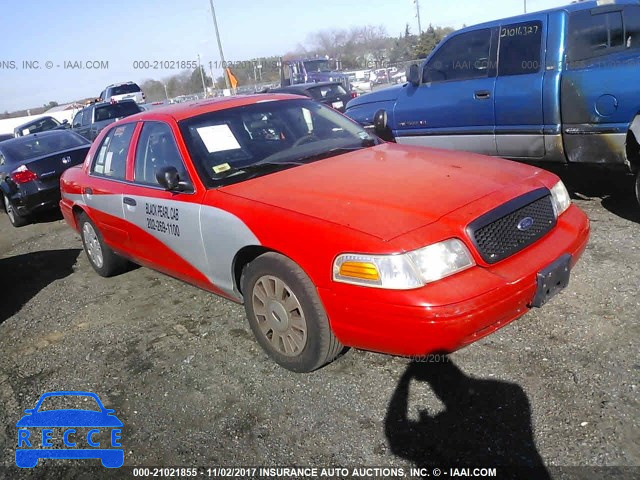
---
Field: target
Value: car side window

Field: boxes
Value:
[567,10,624,62]
[81,108,92,126]
[624,6,640,49]
[91,123,136,180]
[498,21,543,76]
[422,29,492,83]
[133,122,190,187]
[73,111,83,128]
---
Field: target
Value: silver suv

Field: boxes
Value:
[100,82,146,104]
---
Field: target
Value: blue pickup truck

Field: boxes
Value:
[345,0,640,206]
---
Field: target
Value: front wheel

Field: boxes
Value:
[241,252,344,372]
[3,194,29,227]
[635,170,640,208]
[78,212,128,277]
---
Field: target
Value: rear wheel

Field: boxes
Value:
[241,252,343,372]
[78,212,128,277]
[3,194,29,227]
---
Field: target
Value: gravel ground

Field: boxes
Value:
[0,175,638,480]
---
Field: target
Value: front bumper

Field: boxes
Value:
[318,204,590,357]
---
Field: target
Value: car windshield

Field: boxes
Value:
[37,395,101,412]
[17,117,61,136]
[111,84,140,95]
[308,84,347,100]
[0,132,88,162]
[303,59,331,72]
[95,102,141,122]
[179,98,378,187]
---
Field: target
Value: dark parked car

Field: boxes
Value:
[0,133,13,142]
[268,82,354,112]
[72,100,142,142]
[0,130,90,226]
[13,116,70,137]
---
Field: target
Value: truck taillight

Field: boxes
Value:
[10,165,37,184]
[351,92,358,98]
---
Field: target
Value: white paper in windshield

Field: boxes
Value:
[196,125,241,153]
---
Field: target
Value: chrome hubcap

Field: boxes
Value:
[82,222,104,268]
[4,196,14,222]
[252,275,307,356]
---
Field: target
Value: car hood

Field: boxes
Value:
[346,84,402,108]
[221,143,549,241]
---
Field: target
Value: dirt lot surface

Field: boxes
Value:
[0,174,638,480]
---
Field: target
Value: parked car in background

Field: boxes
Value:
[71,99,142,142]
[59,94,588,372]
[99,81,146,104]
[0,130,90,226]
[267,82,354,112]
[13,116,70,137]
[0,134,13,142]
[345,0,640,206]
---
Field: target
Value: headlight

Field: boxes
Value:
[550,180,571,217]
[333,239,475,290]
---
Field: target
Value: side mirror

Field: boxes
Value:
[24,408,35,414]
[372,109,395,142]
[407,64,420,86]
[156,166,180,190]
[62,119,69,124]
[373,109,387,134]
[156,166,192,192]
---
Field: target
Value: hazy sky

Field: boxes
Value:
[0,0,567,111]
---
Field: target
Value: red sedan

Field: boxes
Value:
[59,94,590,372]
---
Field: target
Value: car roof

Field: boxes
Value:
[105,81,139,88]
[14,116,58,129]
[458,0,638,32]
[273,82,342,91]
[120,94,306,123]
[0,129,81,148]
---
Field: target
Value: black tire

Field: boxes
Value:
[3,193,29,227]
[77,212,128,277]
[635,170,640,208]
[241,252,343,372]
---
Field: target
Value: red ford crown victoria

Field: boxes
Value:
[59,94,590,372]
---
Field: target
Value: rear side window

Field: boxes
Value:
[110,84,141,96]
[422,29,492,83]
[91,123,136,180]
[498,21,543,76]
[94,102,141,122]
[567,10,624,62]
[625,5,640,49]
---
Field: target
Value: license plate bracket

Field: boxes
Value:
[530,253,572,308]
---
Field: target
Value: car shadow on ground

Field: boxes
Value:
[385,359,551,480]
[0,249,81,325]
[29,209,64,225]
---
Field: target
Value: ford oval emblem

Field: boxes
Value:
[61,156,71,164]
[517,217,535,231]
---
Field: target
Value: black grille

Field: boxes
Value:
[467,188,556,264]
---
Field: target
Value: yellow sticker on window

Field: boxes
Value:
[213,163,231,174]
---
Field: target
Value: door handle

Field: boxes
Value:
[123,197,137,206]
[474,90,491,100]
[84,187,93,195]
